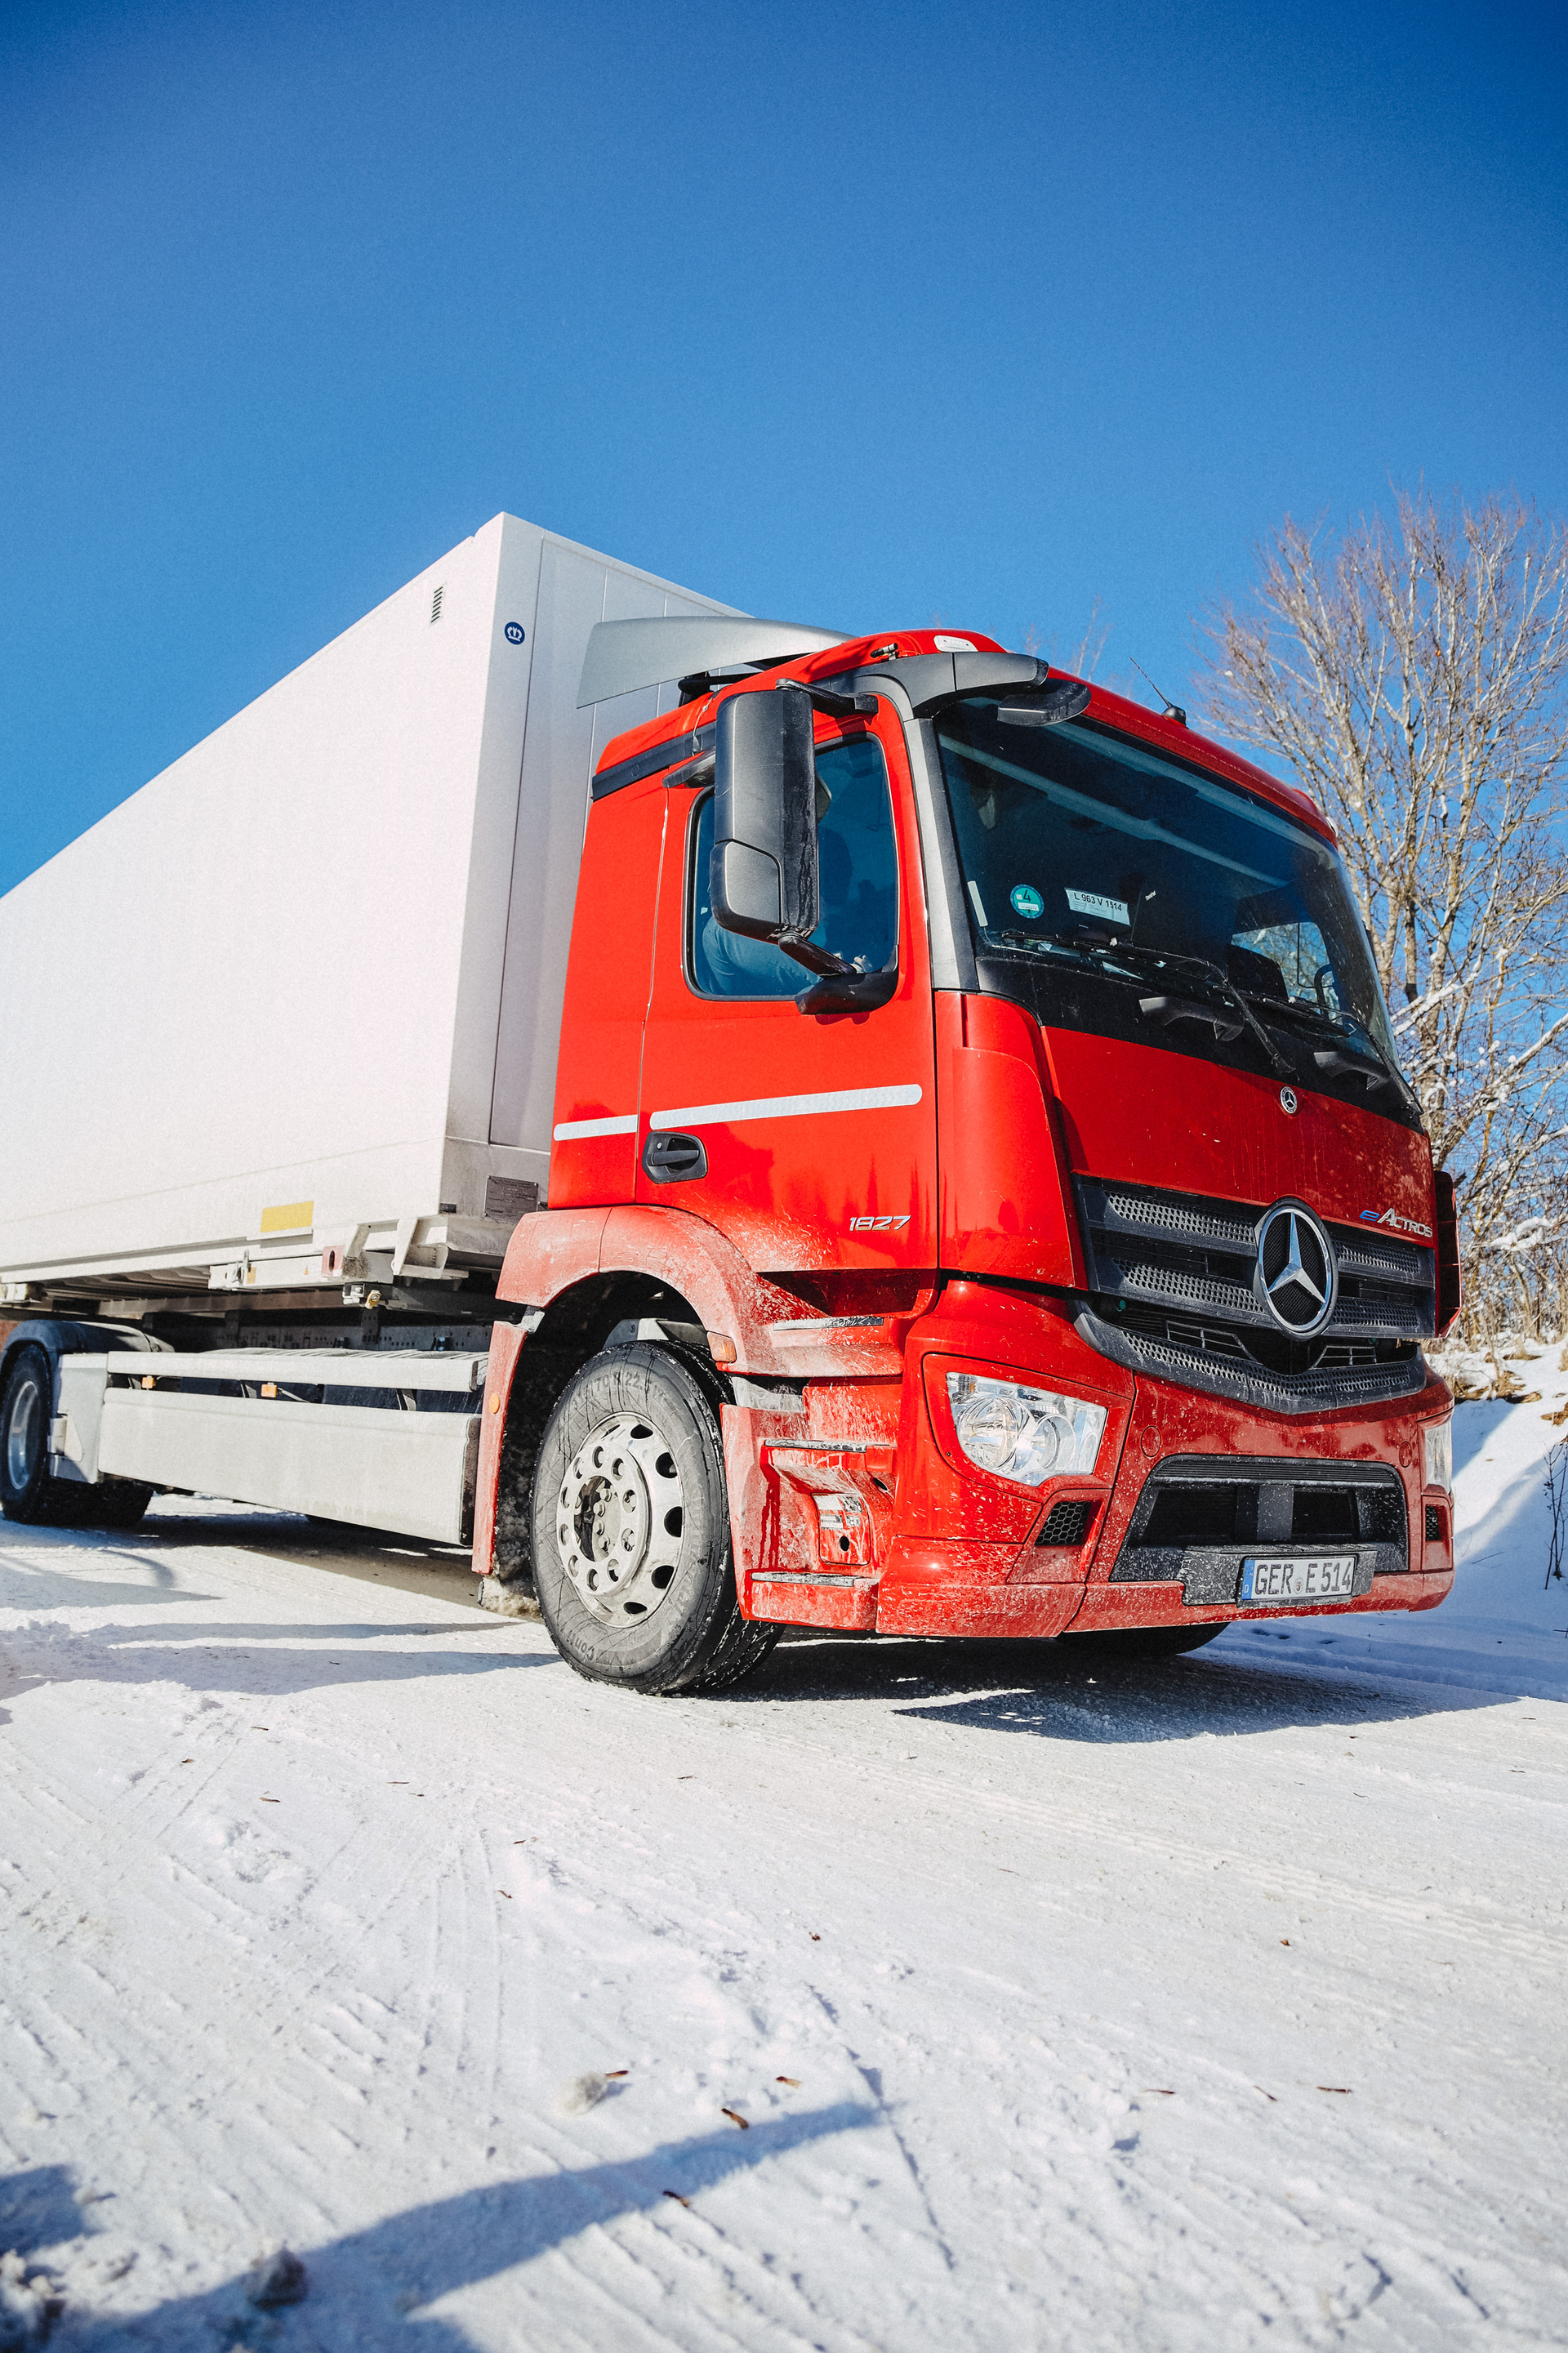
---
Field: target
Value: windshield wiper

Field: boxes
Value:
[1142,952,1292,1076]
[984,929,1094,961]
[1064,940,1292,1076]
[981,929,1293,1077]
[1229,987,1407,1096]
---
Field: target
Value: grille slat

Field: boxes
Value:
[1074,1174,1434,1413]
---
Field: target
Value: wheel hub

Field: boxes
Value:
[556,1412,684,1625]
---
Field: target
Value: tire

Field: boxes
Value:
[1,1347,58,1522]
[1064,1621,1226,1660]
[531,1343,773,1696]
[1,1345,154,1528]
[85,1481,154,1530]
[684,1602,780,1695]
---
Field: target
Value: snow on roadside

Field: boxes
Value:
[1216,1340,1568,1700]
[0,1366,1564,2351]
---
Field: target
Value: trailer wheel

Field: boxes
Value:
[532,1343,776,1695]
[1,1345,154,1527]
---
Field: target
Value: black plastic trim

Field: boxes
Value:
[1076,1301,1430,1415]
[593,724,716,801]
[1110,1453,1409,1592]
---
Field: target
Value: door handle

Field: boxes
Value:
[642,1131,708,1183]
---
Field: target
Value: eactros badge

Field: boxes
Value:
[1360,1205,1433,1239]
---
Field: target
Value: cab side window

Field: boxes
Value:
[688,733,898,1000]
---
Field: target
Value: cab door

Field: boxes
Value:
[634,700,937,1280]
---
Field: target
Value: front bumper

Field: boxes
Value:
[869,1280,1453,1640]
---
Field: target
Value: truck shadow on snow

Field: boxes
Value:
[0,1616,546,1708]
[0,1552,215,1614]
[0,2162,87,2255]
[30,2105,873,2350]
[747,1633,1508,1740]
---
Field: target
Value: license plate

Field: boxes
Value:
[1241,1553,1357,1604]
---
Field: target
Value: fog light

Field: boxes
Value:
[1423,1417,1452,1493]
[945,1373,1106,1487]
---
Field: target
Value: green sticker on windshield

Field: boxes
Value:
[1009,885,1045,919]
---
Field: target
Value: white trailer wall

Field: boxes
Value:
[0,515,734,1298]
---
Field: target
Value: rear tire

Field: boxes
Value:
[1,1346,60,1522]
[1065,1621,1226,1660]
[1,1345,153,1528]
[531,1344,775,1695]
[86,1482,154,1529]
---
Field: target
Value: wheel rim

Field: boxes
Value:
[5,1374,42,1490]
[555,1411,684,1626]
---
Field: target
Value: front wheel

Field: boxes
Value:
[532,1344,777,1695]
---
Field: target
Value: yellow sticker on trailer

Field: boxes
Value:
[258,1201,314,1235]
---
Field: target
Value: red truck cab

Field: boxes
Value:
[474,626,1458,1693]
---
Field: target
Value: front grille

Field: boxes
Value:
[1111,1455,1409,1597]
[1074,1176,1435,1413]
[1036,1497,1097,1547]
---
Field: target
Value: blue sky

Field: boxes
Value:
[2,0,1564,897]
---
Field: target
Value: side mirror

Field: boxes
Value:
[710,687,819,944]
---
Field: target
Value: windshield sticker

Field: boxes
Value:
[1009,885,1045,919]
[1066,888,1129,926]
[968,880,991,928]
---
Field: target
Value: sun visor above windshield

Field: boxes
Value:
[822,651,1050,713]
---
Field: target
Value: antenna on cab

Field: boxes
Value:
[1130,659,1187,726]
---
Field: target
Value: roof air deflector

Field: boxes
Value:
[577,616,847,708]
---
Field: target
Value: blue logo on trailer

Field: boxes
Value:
[505,622,526,644]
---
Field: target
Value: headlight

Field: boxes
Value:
[946,1373,1107,1487]
[1423,1417,1453,1493]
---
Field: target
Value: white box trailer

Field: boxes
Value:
[0,517,739,1542]
[0,513,736,1308]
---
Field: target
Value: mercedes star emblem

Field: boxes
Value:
[1256,1201,1336,1336]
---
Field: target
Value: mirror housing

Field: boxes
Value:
[710,687,819,944]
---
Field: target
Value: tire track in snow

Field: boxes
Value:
[658,1698,1566,1972]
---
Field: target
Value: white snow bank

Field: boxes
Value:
[1218,1342,1568,1701]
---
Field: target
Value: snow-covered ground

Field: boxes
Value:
[2,1362,1566,2351]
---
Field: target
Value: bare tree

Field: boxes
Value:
[1023,599,1112,681]
[1200,489,1568,1333]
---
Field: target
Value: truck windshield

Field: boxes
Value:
[933,700,1400,1072]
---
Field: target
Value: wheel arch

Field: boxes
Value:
[0,1317,166,1406]
[476,1207,813,1586]
[477,1268,715,1588]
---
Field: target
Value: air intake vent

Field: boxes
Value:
[430,584,444,623]
[1425,1503,1444,1543]
[1036,1498,1097,1547]
[1110,1454,1409,1597]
